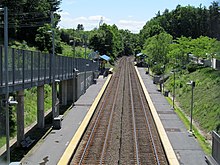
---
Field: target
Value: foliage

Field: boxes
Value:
[0,0,61,45]
[24,85,52,127]
[190,36,219,59]
[167,36,220,68]
[10,40,37,51]
[143,32,172,73]
[35,24,62,54]
[89,24,138,59]
[140,1,220,47]
[165,67,220,134]
[166,97,211,154]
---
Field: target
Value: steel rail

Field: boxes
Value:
[132,63,161,165]
[78,79,110,165]
[78,58,125,164]
[99,58,126,164]
[128,59,140,165]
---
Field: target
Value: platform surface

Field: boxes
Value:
[21,76,108,165]
[138,67,207,165]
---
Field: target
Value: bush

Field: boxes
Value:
[187,62,198,73]
[152,64,164,75]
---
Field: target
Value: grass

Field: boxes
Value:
[24,85,52,127]
[166,97,211,154]
[165,67,220,134]
[60,42,92,58]
[0,85,52,149]
[0,136,5,148]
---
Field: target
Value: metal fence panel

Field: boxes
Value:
[0,46,99,94]
[212,131,220,164]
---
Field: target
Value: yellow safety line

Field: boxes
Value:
[58,75,112,165]
[135,66,180,165]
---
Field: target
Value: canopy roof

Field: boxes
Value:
[136,53,144,57]
[100,55,111,61]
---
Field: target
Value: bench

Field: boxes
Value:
[21,136,35,148]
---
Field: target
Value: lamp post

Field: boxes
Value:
[187,80,195,133]
[161,65,165,94]
[0,6,10,164]
[83,35,87,93]
[70,39,76,71]
[172,68,175,110]
[50,12,56,120]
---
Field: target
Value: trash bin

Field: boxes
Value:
[53,117,62,129]
[153,75,161,84]
[164,90,169,97]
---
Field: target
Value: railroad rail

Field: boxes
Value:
[70,57,168,164]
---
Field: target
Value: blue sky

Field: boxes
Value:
[58,0,214,33]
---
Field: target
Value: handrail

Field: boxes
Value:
[0,46,99,94]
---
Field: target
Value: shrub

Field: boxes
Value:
[187,62,198,73]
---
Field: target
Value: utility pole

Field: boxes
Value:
[83,35,87,93]
[173,69,175,109]
[0,6,10,164]
[51,12,56,119]
[187,80,195,133]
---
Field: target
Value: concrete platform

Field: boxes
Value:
[138,67,207,165]
[21,76,109,165]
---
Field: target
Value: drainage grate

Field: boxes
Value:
[165,128,181,132]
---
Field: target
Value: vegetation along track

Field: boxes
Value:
[71,57,168,165]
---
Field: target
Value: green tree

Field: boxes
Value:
[35,24,62,54]
[0,0,61,45]
[191,36,218,59]
[144,32,172,64]
[168,36,192,66]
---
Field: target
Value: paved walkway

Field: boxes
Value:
[138,68,207,165]
[21,76,107,165]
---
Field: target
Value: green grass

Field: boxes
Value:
[60,42,92,58]
[0,40,95,149]
[166,97,211,154]
[0,85,52,149]
[163,66,220,155]
[0,136,5,148]
[165,67,220,134]
[24,85,52,127]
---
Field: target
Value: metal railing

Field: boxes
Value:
[212,131,220,164]
[0,46,99,94]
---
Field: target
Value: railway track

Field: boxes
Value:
[71,57,168,165]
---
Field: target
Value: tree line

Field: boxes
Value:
[0,0,219,63]
[140,1,220,44]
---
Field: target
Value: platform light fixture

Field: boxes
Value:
[0,6,11,164]
[187,80,195,133]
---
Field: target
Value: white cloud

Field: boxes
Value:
[58,12,111,30]
[58,11,145,33]
[117,19,146,33]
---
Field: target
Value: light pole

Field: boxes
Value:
[83,35,87,93]
[0,6,10,164]
[172,68,176,109]
[187,80,195,133]
[51,12,56,120]
[70,39,76,71]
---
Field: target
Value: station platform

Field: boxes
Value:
[21,76,109,165]
[21,67,207,165]
[138,67,207,165]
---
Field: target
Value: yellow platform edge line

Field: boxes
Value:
[135,66,180,165]
[58,75,112,165]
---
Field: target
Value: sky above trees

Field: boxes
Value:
[58,0,213,33]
